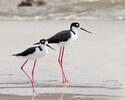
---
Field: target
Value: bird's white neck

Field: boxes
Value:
[39,44,46,49]
[71,26,78,35]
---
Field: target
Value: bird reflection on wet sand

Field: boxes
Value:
[31,86,66,100]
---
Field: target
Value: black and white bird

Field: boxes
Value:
[13,39,55,92]
[36,22,92,85]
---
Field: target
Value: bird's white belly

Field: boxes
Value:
[26,48,48,60]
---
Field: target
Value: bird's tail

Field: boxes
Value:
[12,53,20,56]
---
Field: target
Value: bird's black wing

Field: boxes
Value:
[47,30,71,44]
[13,47,36,56]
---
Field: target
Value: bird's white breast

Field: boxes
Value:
[26,46,48,60]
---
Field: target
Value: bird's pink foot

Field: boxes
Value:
[32,88,38,94]
[62,79,70,86]
[32,90,38,96]
[65,79,70,83]
[62,80,69,87]
[64,76,70,83]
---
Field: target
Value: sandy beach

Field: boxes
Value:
[0,20,125,100]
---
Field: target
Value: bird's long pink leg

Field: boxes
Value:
[61,46,69,83]
[32,60,36,93]
[58,47,65,84]
[21,59,32,82]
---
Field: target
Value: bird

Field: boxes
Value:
[13,39,55,92]
[35,22,92,85]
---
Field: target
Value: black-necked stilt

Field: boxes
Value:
[43,22,92,85]
[13,39,55,92]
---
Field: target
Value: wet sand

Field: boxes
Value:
[0,20,125,100]
[0,93,123,100]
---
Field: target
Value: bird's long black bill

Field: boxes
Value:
[47,44,56,51]
[80,27,92,34]
[33,42,40,45]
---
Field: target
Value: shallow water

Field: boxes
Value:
[0,0,125,20]
[0,20,125,100]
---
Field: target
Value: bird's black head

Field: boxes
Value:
[70,22,92,34]
[40,39,47,44]
[70,22,80,29]
[33,39,47,45]
[33,39,55,51]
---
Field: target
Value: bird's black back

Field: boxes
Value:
[13,46,37,56]
[47,30,71,44]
